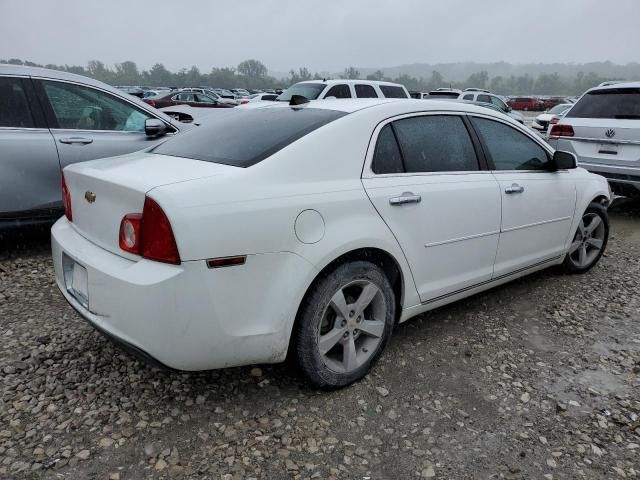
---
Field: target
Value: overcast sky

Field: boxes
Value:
[1,0,639,73]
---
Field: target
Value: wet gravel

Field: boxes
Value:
[1,200,639,479]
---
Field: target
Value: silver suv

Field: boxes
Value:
[0,65,187,229]
[548,82,640,197]
[458,90,525,124]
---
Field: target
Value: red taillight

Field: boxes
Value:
[61,173,72,221]
[549,124,575,137]
[119,213,142,254]
[119,197,180,264]
[550,116,561,125]
[240,99,249,104]
[145,99,156,107]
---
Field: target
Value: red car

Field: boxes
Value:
[539,97,569,110]
[143,91,234,109]
[507,97,543,111]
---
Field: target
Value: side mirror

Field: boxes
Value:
[549,150,578,171]
[145,118,167,138]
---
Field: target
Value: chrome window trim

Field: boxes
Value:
[0,126,50,133]
[362,110,484,179]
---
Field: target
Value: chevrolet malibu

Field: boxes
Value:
[52,99,611,388]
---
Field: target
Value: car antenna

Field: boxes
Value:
[290,95,310,106]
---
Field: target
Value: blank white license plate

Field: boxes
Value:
[62,254,89,309]
[598,143,618,155]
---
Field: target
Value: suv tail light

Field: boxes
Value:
[549,124,575,137]
[118,197,180,264]
[61,173,72,221]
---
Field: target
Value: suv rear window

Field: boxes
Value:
[566,88,640,119]
[152,108,346,167]
[380,85,408,98]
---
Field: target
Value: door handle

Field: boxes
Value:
[389,192,422,206]
[505,183,525,194]
[59,137,94,145]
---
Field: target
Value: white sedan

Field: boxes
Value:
[52,99,611,388]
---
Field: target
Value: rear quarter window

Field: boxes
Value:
[152,108,346,167]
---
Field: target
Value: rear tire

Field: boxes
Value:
[563,201,609,273]
[292,261,395,389]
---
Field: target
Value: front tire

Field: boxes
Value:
[293,261,395,389]
[563,201,609,273]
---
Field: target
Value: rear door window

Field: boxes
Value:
[0,77,34,128]
[477,94,491,103]
[380,85,408,98]
[325,84,351,99]
[355,84,379,98]
[566,88,640,119]
[392,115,479,172]
[462,94,474,101]
[153,107,346,167]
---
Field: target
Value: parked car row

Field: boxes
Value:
[1,63,626,388]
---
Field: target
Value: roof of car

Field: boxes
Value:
[589,81,640,92]
[295,79,406,87]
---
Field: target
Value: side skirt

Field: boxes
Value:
[398,255,563,323]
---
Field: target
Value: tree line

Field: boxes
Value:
[1,58,616,95]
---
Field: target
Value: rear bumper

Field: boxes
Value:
[52,218,315,370]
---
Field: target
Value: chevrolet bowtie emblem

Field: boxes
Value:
[84,191,96,203]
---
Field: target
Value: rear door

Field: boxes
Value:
[362,113,501,302]
[35,78,173,171]
[0,75,61,219]
[469,116,576,277]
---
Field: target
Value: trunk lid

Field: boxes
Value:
[64,151,238,256]
[558,118,640,167]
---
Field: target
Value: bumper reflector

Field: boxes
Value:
[206,256,247,269]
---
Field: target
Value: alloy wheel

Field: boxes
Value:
[568,212,606,268]
[316,280,386,374]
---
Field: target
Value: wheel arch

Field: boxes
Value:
[288,246,409,358]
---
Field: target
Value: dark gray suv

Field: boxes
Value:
[0,65,187,229]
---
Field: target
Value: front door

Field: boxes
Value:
[362,113,501,302]
[469,116,576,277]
[35,79,165,171]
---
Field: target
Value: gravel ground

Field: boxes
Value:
[1,200,639,480]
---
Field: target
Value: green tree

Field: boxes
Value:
[237,59,268,79]
[366,69,384,81]
[343,66,360,79]
[114,61,140,85]
[144,63,172,86]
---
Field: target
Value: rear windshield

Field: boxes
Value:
[380,85,408,98]
[277,83,326,102]
[152,107,346,167]
[428,91,460,99]
[566,88,640,119]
